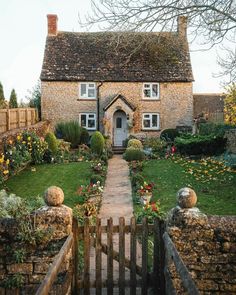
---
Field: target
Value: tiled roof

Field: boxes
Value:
[41,31,193,82]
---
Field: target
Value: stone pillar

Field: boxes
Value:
[165,187,236,293]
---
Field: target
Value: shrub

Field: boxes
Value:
[160,128,180,142]
[127,139,143,149]
[91,131,105,156]
[174,133,227,156]
[131,173,144,187]
[90,174,103,184]
[45,132,58,155]
[199,122,233,136]
[123,147,145,161]
[143,137,167,157]
[55,121,82,148]
[80,128,90,145]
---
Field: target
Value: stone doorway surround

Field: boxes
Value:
[103,94,136,145]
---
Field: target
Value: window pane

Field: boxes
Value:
[116,117,122,128]
[144,84,150,88]
[88,119,95,128]
[144,114,150,118]
[88,88,95,98]
[89,83,95,88]
[89,114,95,118]
[80,84,87,97]
[152,115,158,127]
[143,119,151,128]
[81,115,87,127]
[152,84,158,97]
[144,89,151,97]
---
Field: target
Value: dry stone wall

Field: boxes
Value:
[225,129,236,154]
[0,186,73,295]
[166,188,236,294]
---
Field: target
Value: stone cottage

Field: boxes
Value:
[41,14,193,146]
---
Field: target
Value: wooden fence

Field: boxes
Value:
[207,111,224,123]
[0,108,38,133]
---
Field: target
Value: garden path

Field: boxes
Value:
[89,155,142,293]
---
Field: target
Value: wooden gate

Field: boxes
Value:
[74,216,166,294]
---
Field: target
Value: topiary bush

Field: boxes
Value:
[127,139,143,149]
[55,121,82,148]
[174,133,227,156]
[91,131,105,157]
[123,147,145,161]
[160,128,180,142]
[199,122,233,136]
[45,132,58,155]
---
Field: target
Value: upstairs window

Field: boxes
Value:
[143,83,159,99]
[79,83,96,99]
[80,113,96,130]
[142,113,160,130]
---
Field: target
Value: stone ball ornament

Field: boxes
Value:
[44,186,64,206]
[177,187,197,208]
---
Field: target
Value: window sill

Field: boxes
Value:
[141,129,160,132]
[142,98,160,101]
[77,98,97,101]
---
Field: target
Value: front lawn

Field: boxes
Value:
[1,162,92,208]
[141,158,236,215]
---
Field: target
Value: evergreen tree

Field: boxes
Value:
[0,82,6,108]
[9,89,18,108]
[27,81,41,119]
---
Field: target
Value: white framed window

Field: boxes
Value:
[80,113,96,130]
[79,83,96,99]
[143,83,160,99]
[142,113,160,130]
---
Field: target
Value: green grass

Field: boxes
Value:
[141,158,236,215]
[1,162,92,208]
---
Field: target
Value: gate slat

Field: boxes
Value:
[142,218,148,295]
[119,217,125,295]
[96,218,102,294]
[159,220,166,294]
[107,217,113,294]
[130,217,137,295]
[153,218,160,292]
[84,218,90,295]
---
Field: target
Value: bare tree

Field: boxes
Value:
[82,0,236,82]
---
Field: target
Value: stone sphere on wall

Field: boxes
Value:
[44,186,64,206]
[177,187,197,208]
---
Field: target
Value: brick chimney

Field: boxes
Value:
[177,16,187,38]
[47,14,58,36]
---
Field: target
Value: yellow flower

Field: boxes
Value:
[22,141,26,144]
[17,135,21,140]
[3,170,9,175]
[6,159,9,165]
[27,136,31,141]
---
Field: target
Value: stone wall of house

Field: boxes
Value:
[0,121,50,152]
[166,188,236,294]
[225,129,236,153]
[0,187,73,295]
[41,81,193,137]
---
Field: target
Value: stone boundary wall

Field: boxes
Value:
[0,121,51,153]
[225,129,236,153]
[0,187,73,295]
[166,188,236,294]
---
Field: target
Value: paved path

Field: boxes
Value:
[89,155,142,293]
[99,154,133,224]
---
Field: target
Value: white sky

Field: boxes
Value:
[0,0,227,102]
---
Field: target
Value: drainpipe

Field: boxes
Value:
[96,81,103,131]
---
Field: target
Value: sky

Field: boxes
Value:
[0,0,228,102]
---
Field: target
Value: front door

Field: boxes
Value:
[113,111,127,146]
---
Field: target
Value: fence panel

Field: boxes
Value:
[0,108,37,133]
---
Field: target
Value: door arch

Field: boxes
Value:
[113,110,127,146]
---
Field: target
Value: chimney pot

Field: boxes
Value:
[47,14,58,36]
[177,15,187,38]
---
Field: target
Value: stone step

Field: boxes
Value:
[112,147,126,154]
